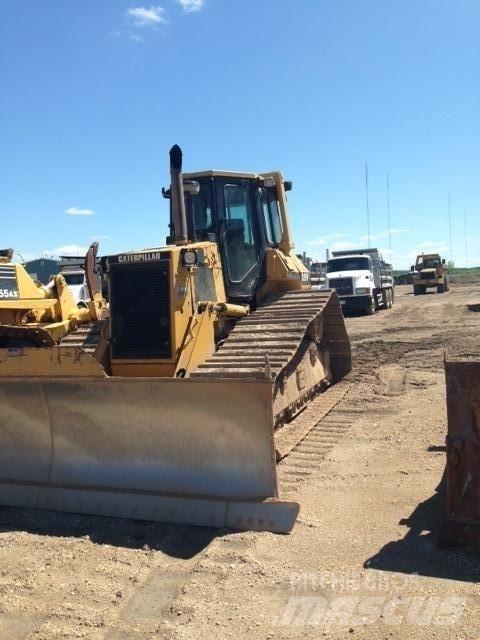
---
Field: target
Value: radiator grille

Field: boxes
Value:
[328,277,353,296]
[420,271,435,280]
[110,261,171,359]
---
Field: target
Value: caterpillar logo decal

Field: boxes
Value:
[118,252,164,264]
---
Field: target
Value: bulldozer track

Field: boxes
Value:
[278,382,362,493]
[191,289,350,428]
[193,290,337,380]
[59,321,104,353]
[275,378,351,459]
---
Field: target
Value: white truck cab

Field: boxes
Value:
[61,269,90,307]
[326,249,394,315]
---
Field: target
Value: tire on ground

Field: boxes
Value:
[382,289,388,309]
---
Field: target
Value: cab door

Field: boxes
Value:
[215,178,264,302]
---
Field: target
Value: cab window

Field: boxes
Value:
[63,273,85,285]
[185,182,214,240]
[223,183,260,282]
[260,188,283,244]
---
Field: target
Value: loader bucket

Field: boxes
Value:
[440,356,480,547]
[0,376,299,533]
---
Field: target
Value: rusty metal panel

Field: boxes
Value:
[441,359,480,547]
[0,377,299,533]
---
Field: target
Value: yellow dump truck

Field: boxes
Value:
[411,253,450,295]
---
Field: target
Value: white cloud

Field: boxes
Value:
[330,240,361,252]
[65,206,95,217]
[418,240,449,251]
[378,247,394,258]
[43,245,88,258]
[306,232,348,246]
[129,33,145,42]
[91,234,110,242]
[176,0,204,12]
[126,6,167,26]
[360,228,409,242]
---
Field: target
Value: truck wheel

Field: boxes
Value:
[385,289,392,308]
[382,289,388,309]
[390,288,395,306]
[437,283,445,293]
[413,285,423,296]
[366,299,376,315]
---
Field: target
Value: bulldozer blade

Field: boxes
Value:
[440,357,480,548]
[0,377,299,533]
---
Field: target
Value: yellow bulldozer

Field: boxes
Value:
[0,243,106,354]
[0,146,351,533]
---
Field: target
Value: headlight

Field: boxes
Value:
[355,287,370,294]
[181,249,198,266]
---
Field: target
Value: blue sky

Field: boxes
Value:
[1,0,479,268]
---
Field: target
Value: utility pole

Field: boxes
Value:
[448,191,453,261]
[365,163,370,248]
[386,171,392,250]
[464,207,468,268]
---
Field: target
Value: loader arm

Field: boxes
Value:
[85,242,101,302]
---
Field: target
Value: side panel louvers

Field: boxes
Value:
[194,263,216,303]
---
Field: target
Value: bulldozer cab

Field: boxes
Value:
[178,171,289,303]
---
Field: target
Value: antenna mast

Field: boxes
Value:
[365,162,371,248]
[448,191,453,261]
[386,171,392,250]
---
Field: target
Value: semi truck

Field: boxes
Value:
[326,248,394,315]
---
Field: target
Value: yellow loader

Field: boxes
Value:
[0,146,350,533]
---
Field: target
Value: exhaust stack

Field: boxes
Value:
[169,144,189,245]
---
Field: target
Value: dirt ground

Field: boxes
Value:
[1,283,480,639]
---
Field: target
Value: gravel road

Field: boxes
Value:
[1,283,480,639]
